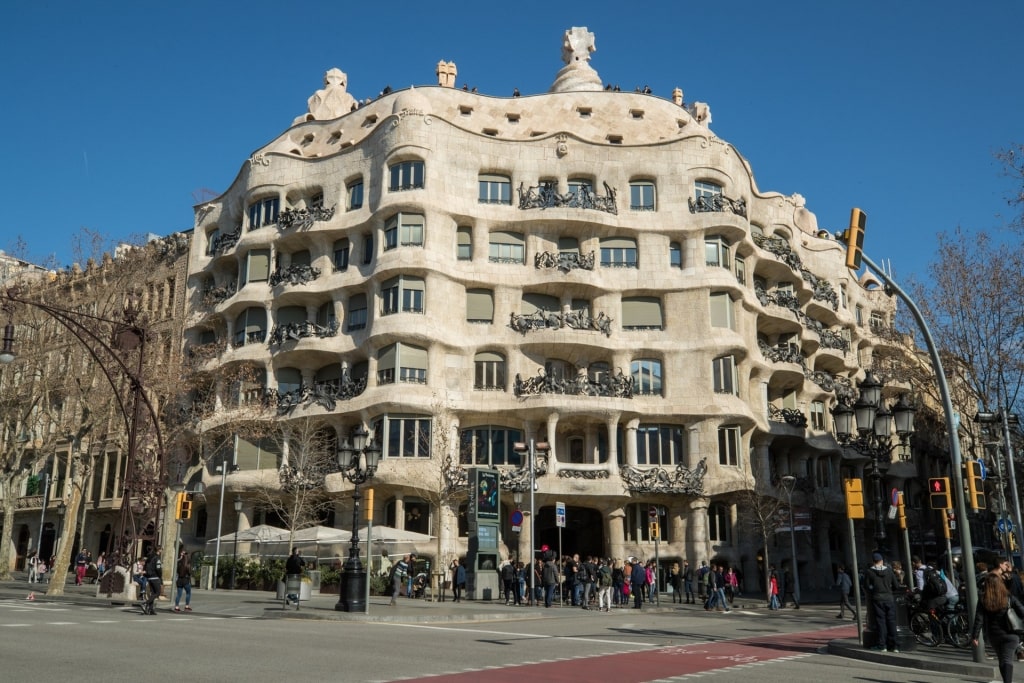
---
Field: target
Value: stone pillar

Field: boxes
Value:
[685,497,711,563]
[624,418,639,466]
[607,508,626,562]
[604,415,619,474]
[672,87,683,106]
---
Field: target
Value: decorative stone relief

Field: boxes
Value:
[294,68,356,125]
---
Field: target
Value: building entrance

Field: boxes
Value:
[536,506,604,559]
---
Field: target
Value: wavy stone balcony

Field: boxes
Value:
[268,376,367,414]
[688,194,747,218]
[277,205,336,231]
[509,309,613,336]
[269,264,321,287]
[517,182,617,215]
[752,233,839,311]
[620,458,707,495]
[513,368,633,398]
[269,319,339,345]
[534,250,595,272]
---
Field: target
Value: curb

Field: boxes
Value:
[827,638,996,679]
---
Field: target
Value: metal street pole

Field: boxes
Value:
[858,250,981,663]
[212,453,229,591]
[35,473,50,560]
[529,441,535,607]
[782,476,801,606]
[1000,409,1024,563]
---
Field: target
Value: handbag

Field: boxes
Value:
[176,577,187,589]
[1006,599,1024,635]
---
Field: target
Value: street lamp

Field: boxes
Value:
[513,439,550,606]
[780,475,801,607]
[230,496,243,589]
[335,426,381,613]
[211,454,238,591]
[833,371,916,554]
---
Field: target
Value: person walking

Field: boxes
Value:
[972,570,1024,683]
[454,559,467,603]
[542,555,558,608]
[864,552,900,653]
[835,564,855,619]
[284,547,306,605]
[27,551,38,584]
[389,554,410,606]
[597,558,613,612]
[725,566,739,607]
[768,567,780,610]
[142,547,163,615]
[631,557,646,609]
[75,548,89,586]
[682,560,695,604]
[501,560,515,605]
[173,549,192,612]
[669,562,682,603]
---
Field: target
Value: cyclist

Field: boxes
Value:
[912,556,947,612]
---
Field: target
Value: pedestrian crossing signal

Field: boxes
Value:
[928,477,951,510]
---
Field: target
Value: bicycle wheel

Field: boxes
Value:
[946,612,971,648]
[910,611,939,647]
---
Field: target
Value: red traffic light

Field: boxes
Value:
[931,478,948,493]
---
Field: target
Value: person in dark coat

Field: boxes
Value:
[863,552,900,653]
[972,569,1024,683]
[630,558,646,609]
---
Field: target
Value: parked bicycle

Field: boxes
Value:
[908,593,970,648]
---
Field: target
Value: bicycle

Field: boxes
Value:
[909,594,970,648]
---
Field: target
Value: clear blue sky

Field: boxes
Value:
[2,1,1020,282]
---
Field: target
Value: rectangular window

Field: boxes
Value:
[718,425,741,466]
[333,238,350,271]
[389,160,425,191]
[457,227,473,261]
[734,256,746,285]
[347,180,364,210]
[466,289,494,324]
[712,355,737,395]
[362,233,373,264]
[631,359,662,396]
[635,425,684,466]
[478,174,511,204]
[474,352,506,390]
[670,242,682,268]
[629,181,656,211]
[709,292,735,330]
[347,293,367,331]
[705,237,731,268]
[401,215,424,246]
[622,297,663,330]
[248,197,279,229]
[488,231,525,264]
[243,249,270,284]
[600,237,638,268]
[376,415,432,458]
[811,401,826,430]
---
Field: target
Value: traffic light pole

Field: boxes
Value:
[1001,410,1024,562]
[853,250,981,663]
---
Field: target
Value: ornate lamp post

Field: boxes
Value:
[833,371,916,554]
[230,496,243,589]
[335,426,381,612]
[780,475,801,607]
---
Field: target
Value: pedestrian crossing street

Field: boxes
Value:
[0,599,254,627]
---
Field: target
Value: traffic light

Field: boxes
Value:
[844,208,867,270]
[844,478,864,519]
[897,491,907,530]
[942,509,952,539]
[175,492,192,520]
[649,522,660,539]
[965,460,986,511]
[364,488,374,521]
[928,477,951,510]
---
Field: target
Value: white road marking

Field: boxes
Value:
[378,622,654,647]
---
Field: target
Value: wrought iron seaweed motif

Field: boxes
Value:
[620,458,707,495]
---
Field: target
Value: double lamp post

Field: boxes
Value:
[335,427,381,612]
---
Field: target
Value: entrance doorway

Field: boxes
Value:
[536,506,604,559]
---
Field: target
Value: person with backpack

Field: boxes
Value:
[697,560,710,601]
[581,556,599,609]
[912,555,948,611]
[501,560,515,605]
[597,558,614,611]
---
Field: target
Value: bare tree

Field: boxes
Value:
[737,472,786,604]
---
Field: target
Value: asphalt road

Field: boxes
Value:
[0,598,1014,682]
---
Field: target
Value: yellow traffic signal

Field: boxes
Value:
[942,509,952,539]
[929,477,952,510]
[365,488,374,521]
[175,492,192,520]
[897,491,907,530]
[844,478,864,519]
[649,522,660,538]
[844,208,867,270]
[965,460,986,511]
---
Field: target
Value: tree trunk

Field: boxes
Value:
[0,476,23,580]
[46,456,86,596]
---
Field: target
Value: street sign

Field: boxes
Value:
[979,459,988,480]
[887,505,897,520]
[556,501,566,528]
[891,488,899,506]
[998,518,1015,533]
[649,505,659,522]
[510,510,524,533]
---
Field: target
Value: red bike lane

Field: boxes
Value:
[407,624,858,682]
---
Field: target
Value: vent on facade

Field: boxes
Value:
[483,128,498,137]
[578,107,592,118]
[459,106,473,116]
[630,109,644,120]
[290,148,302,154]
[506,114,520,124]
[606,134,623,144]
[530,131,547,137]
[329,130,343,143]
[362,115,378,127]
[677,119,688,130]
[340,141,353,149]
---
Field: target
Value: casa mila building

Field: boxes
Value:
[185,27,898,597]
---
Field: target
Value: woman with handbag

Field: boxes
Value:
[173,549,192,613]
[971,565,1024,683]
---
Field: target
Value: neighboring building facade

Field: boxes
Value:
[184,28,903,596]
[1,233,191,574]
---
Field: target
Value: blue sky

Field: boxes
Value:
[2,1,1020,282]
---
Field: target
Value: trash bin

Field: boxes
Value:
[893,590,917,652]
[285,574,302,608]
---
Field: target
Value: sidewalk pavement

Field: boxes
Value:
[0,573,997,679]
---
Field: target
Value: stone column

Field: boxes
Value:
[685,497,711,563]
[604,415,619,475]
[607,508,626,562]
[623,418,639,466]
